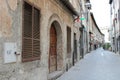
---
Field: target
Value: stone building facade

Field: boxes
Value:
[77,0,92,57]
[109,0,120,53]
[89,13,104,50]
[0,0,83,80]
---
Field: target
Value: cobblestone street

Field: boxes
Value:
[57,48,120,80]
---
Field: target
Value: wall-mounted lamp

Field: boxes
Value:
[85,2,91,10]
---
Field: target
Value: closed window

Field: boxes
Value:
[22,2,40,62]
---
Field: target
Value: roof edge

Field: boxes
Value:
[90,13,104,36]
[60,0,79,16]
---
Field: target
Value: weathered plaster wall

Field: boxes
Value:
[0,0,23,80]
[0,0,14,38]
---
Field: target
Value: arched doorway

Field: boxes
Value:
[49,21,63,73]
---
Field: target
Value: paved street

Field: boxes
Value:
[57,48,120,80]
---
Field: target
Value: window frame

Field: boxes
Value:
[22,1,41,62]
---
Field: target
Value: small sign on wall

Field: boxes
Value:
[4,43,17,63]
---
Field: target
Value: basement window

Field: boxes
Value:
[22,2,40,62]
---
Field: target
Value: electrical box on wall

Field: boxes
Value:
[4,43,17,63]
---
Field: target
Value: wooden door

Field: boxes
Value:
[73,33,77,65]
[49,26,57,73]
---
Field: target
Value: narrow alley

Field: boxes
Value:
[57,48,120,80]
[0,0,120,80]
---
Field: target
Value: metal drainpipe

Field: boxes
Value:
[87,10,90,53]
[82,28,84,58]
[114,19,116,53]
[118,0,120,54]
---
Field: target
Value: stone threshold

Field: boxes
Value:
[48,71,63,80]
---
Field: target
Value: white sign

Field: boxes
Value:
[4,43,17,63]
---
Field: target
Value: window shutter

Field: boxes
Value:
[23,2,32,38]
[22,2,40,62]
[33,8,40,59]
[22,2,33,62]
[33,8,40,39]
